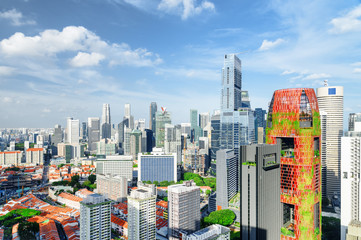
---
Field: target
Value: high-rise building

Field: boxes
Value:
[266,88,321,239]
[101,103,111,139]
[316,84,343,198]
[254,108,266,143]
[96,155,133,181]
[130,129,142,160]
[181,123,191,137]
[219,54,254,156]
[26,148,44,165]
[341,116,361,240]
[52,124,63,147]
[241,90,251,108]
[199,112,210,129]
[124,103,134,129]
[81,122,87,141]
[216,150,238,216]
[96,139,117,155]
[168,181,200,240]
[80,194,111,240]
[155,110,171,148]
[348,113,361,131]
[66,117,79,144]
[190,109,198,129]
[149,102,157,133]
[88,117,100,152]
[219,110,255,156]
[0,151,22,165]
[240,144,281,240]
[138,151,178,183]
[96,174,128,202]
[128,184,157,240]
[221,54,242,111]
[210,111,220,160]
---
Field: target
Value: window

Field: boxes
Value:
[343,172,348,179]
[328,88,336,95]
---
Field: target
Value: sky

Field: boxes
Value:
[0,0,361,128]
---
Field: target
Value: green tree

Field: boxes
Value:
[153,181,159,186]
[206,190,211,196]
[204,209,235,226]
[88,174,96,184]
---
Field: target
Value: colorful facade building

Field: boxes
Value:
[266,88,321,240]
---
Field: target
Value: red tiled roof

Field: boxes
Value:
[111,214,128,229]
[58,192,83,202]
[26,148,43,152]
[0,151,21,154]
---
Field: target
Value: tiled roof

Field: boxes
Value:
[26,148,43,152]
[75,189,93,196]
[111,214,128,229]
[156,200,168,209]
[39,219,60,240]
[58,192,83,202]
[0,151,21,154]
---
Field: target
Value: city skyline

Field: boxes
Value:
[1,0,361,128]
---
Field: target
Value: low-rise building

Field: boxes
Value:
[180,224,230,240]
[57,192,83,210]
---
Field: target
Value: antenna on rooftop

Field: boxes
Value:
[324,80,328,87]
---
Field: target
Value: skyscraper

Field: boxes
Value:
[66,117,79,144]
[155,109,171,148]
[88,117,100,152]
[219,54,254,156]
[149,102,157,133]
[216,149,238,215]
[221,54,242,111]
[101,103,111,139]
[266,88,321,239]
[210,111,220,160]
[80,194,111,240]
[124,103,134,129]
[168,181,200,240]
[128,184,157,240]
[199,112,210,129]
[52,124,63,146]
[316,84,343,198]
[254,108,267,143]
[240,144,281,240]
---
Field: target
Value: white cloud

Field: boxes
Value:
[158,0,215,20]
[0,9,36,26]
[330,4,361,34]
[70,52,105,67]
[353,68,361,73]
[42,108,51,113]
[0,66,15,76]
[2,97,13,103]
[303,73,331,80]
[281,70,295,75]
[0,26,162,67]
[259,38,285,51]
[352,62,361,67]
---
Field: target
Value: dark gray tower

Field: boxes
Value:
[240,144,281,240]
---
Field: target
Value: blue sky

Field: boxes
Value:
[0,0,361,128]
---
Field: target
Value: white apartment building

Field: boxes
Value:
[25,148,43,165]
[96,174,128,202]
[168,181,201,240]
[0,151,22,166]
[80,194,111,240]
[96,155,133,181]
[127,184,156,240]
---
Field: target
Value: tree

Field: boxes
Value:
[88,174,96,184]
[204,209,236,226]
[206,190,211,196]
[82,180,91,188]
[153,181,159,186]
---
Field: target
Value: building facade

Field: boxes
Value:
[168,181,200,240]
[316,85,343,198]
[127,185,157,240]
[80,194,111,240]
[149,102,157,133]
[101,103,111,139]
[96,155,133,181]
[155,111,171,148]
[266,88,321,239]
[96,174,128,202]
[88,117,100,152]
[138,152,178,183]
[240,144,281,240]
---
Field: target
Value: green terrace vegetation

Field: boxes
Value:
[142,173,216,191]
[281,227,295,237]
[242,161,256,166]
[4,167,20,172]
[15,143,35,151]
[203,209,236,227]
[0,209,41,239]
[230,231,241,240]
